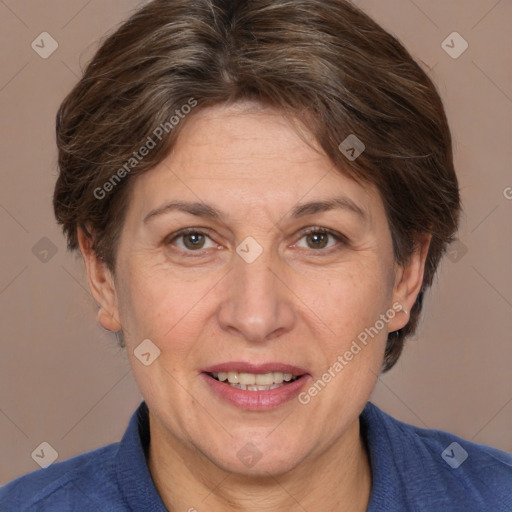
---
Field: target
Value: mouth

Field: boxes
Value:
[205,371,302,391]
[200,362,311,410]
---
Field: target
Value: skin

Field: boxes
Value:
[78,103,430,511]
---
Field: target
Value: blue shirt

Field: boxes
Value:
[1,401,511,511]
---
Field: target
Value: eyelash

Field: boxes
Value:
[165,226,348,255]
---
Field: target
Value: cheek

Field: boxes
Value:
[115,236,395,362]
[303,259,393,329]
[115,261,219,350]
[300,264,395,383]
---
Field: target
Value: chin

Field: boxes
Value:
[201,433,308,477]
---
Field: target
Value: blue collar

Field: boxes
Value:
[115,401,168,511]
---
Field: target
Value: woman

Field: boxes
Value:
[1,0,511,510]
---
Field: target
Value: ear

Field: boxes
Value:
[77,226,122,332]
[388,233,431,332]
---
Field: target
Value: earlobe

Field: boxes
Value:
[388,233,431,332]
[77,226,122,332]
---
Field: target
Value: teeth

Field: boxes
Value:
[239,373,256,385]
[227,372,239,384]
[211,370,300,388]
[255,373,274,385]
[273,372,284,384]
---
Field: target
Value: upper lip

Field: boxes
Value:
[202,362,309,376]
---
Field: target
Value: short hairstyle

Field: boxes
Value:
[53,0,461,372]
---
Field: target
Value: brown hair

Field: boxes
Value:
[53,0,460,371]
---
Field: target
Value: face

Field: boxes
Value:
[83,103,424,477]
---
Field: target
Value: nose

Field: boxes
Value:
[216,244,296,344]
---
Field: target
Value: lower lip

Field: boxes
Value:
[201,373,311,410]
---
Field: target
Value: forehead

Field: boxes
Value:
[128,103,380,223]
[164,104,330,182]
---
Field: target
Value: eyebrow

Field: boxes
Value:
[143,196,367,224]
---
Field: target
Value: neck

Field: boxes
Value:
[147,414,372,512]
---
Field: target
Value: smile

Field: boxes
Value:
[207,371,300,391]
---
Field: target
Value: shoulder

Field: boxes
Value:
[0,443,122,512]
[362,402,512,512]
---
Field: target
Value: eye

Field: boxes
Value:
[167,229,217,252]
[295,227,346,251]
[166,226,347,255]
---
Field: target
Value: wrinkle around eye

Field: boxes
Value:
[162,225,352,260]
[294,228,348,252]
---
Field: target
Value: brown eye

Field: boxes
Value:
[305,231,329,249]
[296,227,346,252]
[182,232,206,250]
[167,229,216,252]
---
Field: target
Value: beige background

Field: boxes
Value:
[0,0,511,484]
